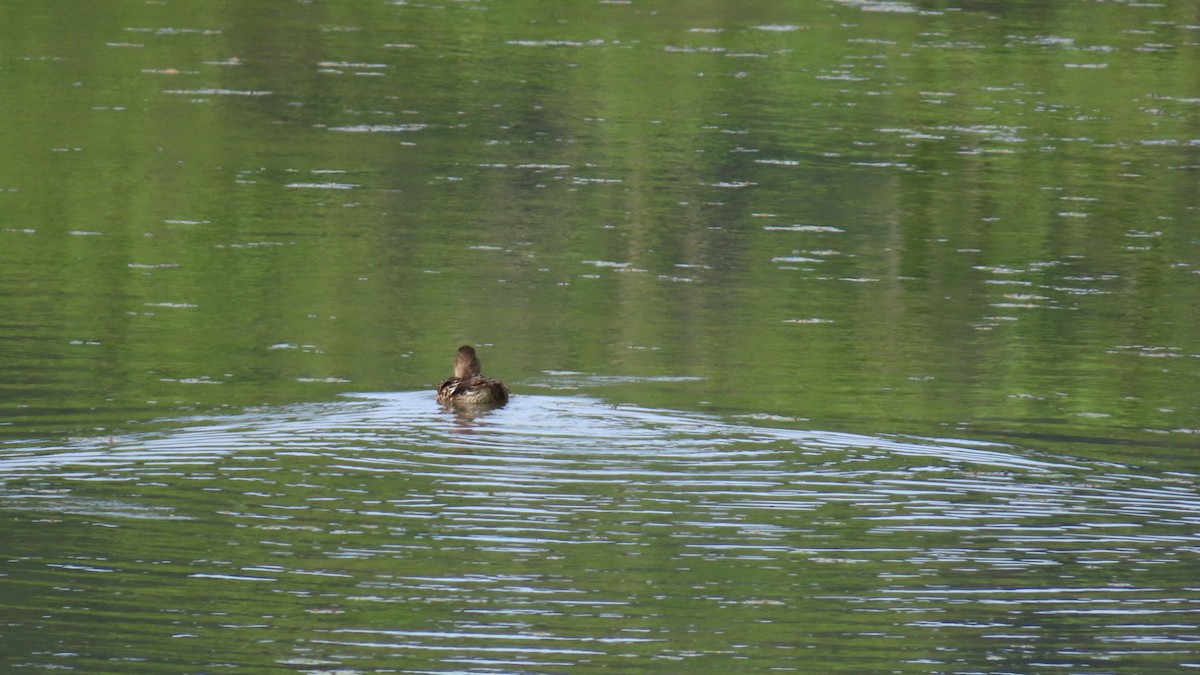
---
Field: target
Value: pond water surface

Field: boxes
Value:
[2,0,1199,672]
[5,392,1200,672]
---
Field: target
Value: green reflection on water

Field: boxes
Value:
[1,0,1198,461]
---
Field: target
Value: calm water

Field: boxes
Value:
[2,0,1200,672]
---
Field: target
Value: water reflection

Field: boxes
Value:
[2,0,1199,448]
[2,0,1200,671]
[2,393,1197,671]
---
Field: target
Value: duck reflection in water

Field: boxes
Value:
[436,345,510,407]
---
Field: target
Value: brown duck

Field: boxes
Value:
[436,345,510,406]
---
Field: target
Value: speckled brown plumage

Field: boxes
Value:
[435,345,510,406]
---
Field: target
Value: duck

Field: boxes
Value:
[436,345,510,406]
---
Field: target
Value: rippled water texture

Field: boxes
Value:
[3,393,1199,672]
[3,0,1200,672]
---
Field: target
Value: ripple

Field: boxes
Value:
[2,394,1197,672]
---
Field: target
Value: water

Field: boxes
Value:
[2,0,1200,671]
[4,391,1198,672]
